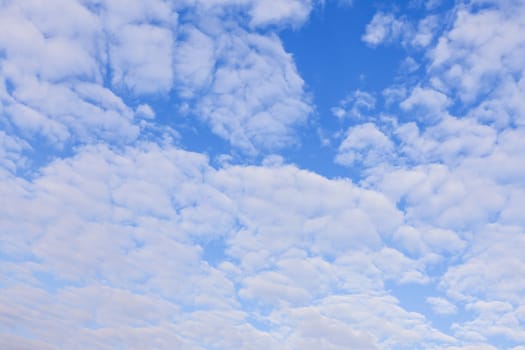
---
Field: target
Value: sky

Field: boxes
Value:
[1,0,525,349]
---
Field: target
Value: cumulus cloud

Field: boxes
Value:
[400,85,451,115]
[354,1,525,346]
[0,131,29,173]
[429,0,525,104]
[362,12,407,46]
[2,0,525,349]
[0,0,313,156]
[427,296,458,315]
[335,123,393,167]
[412,15,440,47]
[0,142,459,349]
[170,0,314,152]
[192,29,312,152]
[248,0,314,28]
[0,0,147,146]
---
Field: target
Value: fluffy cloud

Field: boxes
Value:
[400,86,451,116]
[331,90,376,120]
[0,0,149,147]
[427,296,458,315]
[0,130,29,173]
[335,123,393,167]
[0,142,455,349]
[354,2,525,347]
[248,0,314,28]
[362,12,407,46]
[2,0,525,349]
[429,0,525,104]
[100,0,177,94]
[275,294,454,349]
[173,20,311,152]
[0,0,313,156]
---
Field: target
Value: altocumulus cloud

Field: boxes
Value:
[1,0,525,349]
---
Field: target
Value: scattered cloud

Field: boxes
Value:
[2,0,525,349]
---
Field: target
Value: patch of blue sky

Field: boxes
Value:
[277,1,462,179]
[200,237,229,267]
[31,270,85,295]
[385,280,470,332]
[281,3,402,174]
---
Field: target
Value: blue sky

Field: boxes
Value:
[1,0,525,349]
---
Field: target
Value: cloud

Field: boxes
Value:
[276,294,454,349]
[248,0,314,28]
[0,141,460,349]
[351,4,525,346]
[335,123,393,167]
[0,0,313,156]
[109,23,174,94]
[429,0,525,104]
[170,0,314,152]
[173,25,216,99]
[362,12,407,46]
[135,104,155,119]
[400,86,451,115]
[194,29,312,153]
[2,0,525,349]
[453,299,525,343]
[0,131,29,173]
[100,0,177,94]
[412,15,440,47]
[441,225,525,304]
[331,90,376,120]
[426,296,458,315]
[0,0,146,147]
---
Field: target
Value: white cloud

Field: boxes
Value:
[453,300,525,343]
[0,131,29,173]
[0,0,152,147]
[248,0,313,28]
[87,0,176,95]
[443,345,498,350]
[173,25,216,98]
[3,1,525,349]
[400,86,451,115]
[173,0,315,152]
[335,123,393,167]
[373,247,429,284]
[412,15,439,47]
[135,104,155,119]
[109,23,174,94]
[427,296,457,315]
[362,12,407,46]
[193,29,312,153]
[331,90,376,120]
[274,294,455,349]
[429,0,525,103]
[283,308,379,349]
[0,142,457,349]
[441,225,525,304]
[0,0,315,155]
[6,103,70,144]
[342,5,525,344]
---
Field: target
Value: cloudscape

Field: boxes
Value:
[1,0,525,349]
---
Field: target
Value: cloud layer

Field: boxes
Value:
[1,0,525,349]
